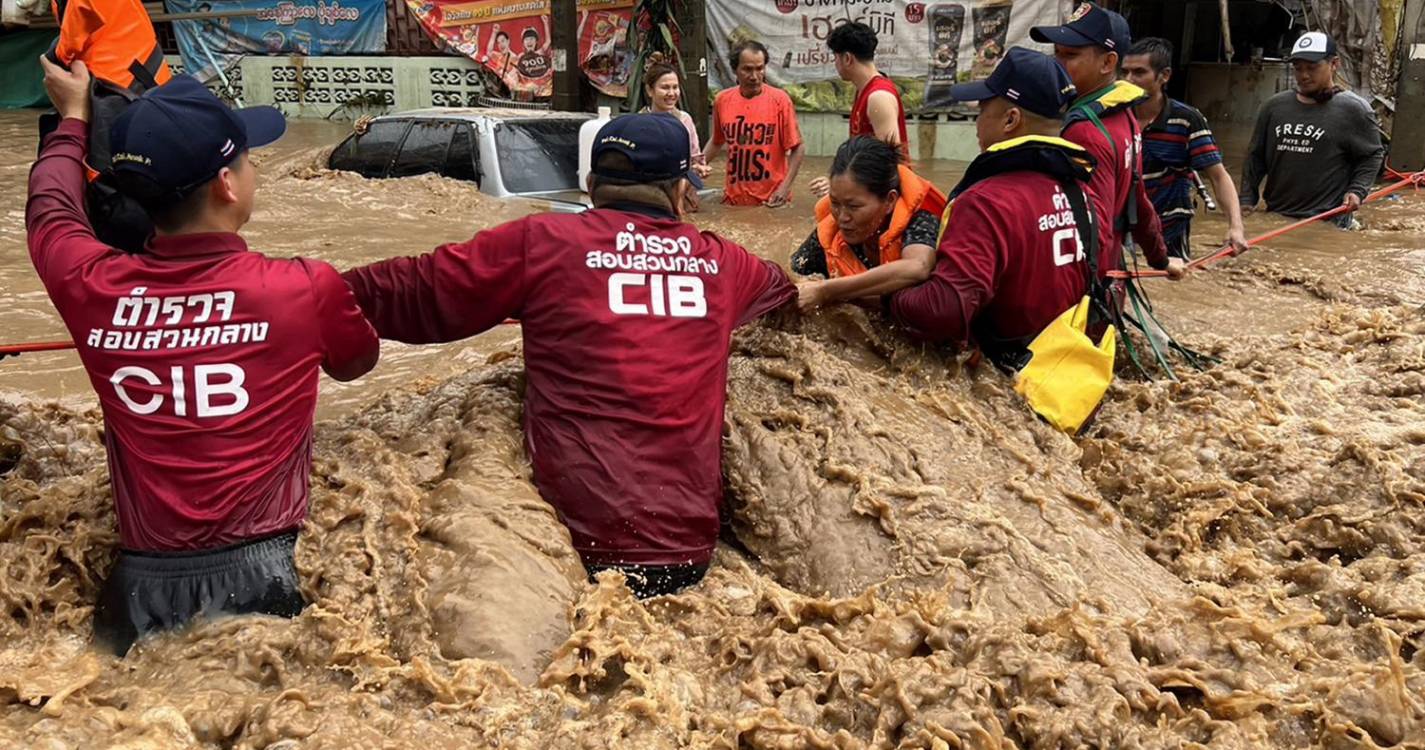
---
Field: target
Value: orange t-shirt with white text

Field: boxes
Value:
[713,86,803,206]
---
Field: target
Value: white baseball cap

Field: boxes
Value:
[1288,32,1338,63]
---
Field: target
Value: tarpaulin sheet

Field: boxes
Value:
[0,30,58,108]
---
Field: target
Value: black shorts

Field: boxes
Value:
[94,531,305,655]
[585,562,708,598]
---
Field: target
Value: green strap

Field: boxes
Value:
[1126,277,1179,381]
[1076,106,1115,153]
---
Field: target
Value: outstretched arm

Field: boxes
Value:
[800,244,935,309]
[341,220,528,344]
[1202,163,1248,253]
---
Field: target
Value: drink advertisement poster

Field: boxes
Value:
[706,0,1059,111]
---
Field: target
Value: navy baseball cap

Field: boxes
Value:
[110,75,286,200]
[1030,2,1131,54]
[1288,32,1338,62]
[950,47,1077,118]
[590,112,703,190]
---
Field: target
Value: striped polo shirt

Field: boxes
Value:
[1142,97,1223,240]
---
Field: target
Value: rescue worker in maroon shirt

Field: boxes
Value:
[891,49,1184,363]
[1031,3,1184,281]
[28,60,379,655]
[342,114,795,598]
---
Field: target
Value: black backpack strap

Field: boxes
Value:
[978,173,1106,373]
[44,0,70,66]
[1122,117,1140,234]
[1058,174,1114,328]
[128,45,164,93]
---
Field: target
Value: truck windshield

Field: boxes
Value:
[494,119,582,193]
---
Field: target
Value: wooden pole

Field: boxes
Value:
[675,0,709,143]
[551,0,582,112]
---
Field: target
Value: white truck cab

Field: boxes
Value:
[328,108,594,213]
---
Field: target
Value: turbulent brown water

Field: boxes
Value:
[2,110,1424,748]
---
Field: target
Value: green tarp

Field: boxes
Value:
[0,30,59,109]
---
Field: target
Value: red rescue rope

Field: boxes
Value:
[0,340,76,356]
[0,320,522,358]
[1108,170,1425,280]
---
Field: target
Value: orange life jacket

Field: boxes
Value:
[814,165,948,278]
[51,0,171,91]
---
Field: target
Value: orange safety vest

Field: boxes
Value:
[813,165,948,279]
[51,0,172,91]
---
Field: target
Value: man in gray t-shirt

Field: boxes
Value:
[1240,32,1384,227]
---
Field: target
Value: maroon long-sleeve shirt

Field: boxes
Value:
[891,172,1094,351]
[25,118,378,552]
[342,203,794,567]
[1064,109,1169,271]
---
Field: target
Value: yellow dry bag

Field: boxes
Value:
[1013,297,1116,435]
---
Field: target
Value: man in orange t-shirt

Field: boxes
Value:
[704,41,806,208]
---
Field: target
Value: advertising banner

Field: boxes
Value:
[403,0,634,100]
[167,0,387,82]
[706,0,1059,111]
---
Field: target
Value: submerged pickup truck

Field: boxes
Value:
[328,108,592,213]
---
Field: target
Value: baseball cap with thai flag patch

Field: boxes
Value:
[949,46,1078,118]
[591,112,704,189]
[111,75,286,202]
[1030,2,1132,54]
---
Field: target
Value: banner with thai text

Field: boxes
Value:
[706,0,1059,111]
[167,0,386,83]
[403,0,634,100]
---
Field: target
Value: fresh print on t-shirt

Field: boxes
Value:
[1272,121,1327,154]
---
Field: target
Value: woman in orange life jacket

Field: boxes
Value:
[790,136,948,310]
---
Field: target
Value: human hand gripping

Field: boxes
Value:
[796,280,828,311]
[1225,225,1249,257]
[39,57,91,122]
[764,181,793,208]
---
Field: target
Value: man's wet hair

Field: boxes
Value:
[1127,37,1173,74]
[589,151,682,209]
[829,136,902,197]
[729,40,770,71]
[826,22,878,62]
[114,153,247,232]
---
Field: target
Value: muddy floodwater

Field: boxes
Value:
[2,108,1424,748]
